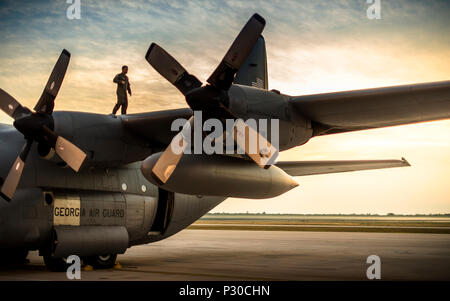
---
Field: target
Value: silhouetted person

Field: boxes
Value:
[112,65,132,115]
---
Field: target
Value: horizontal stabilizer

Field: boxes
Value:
[276,158,410,177]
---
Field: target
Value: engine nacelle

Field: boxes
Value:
[141,153,299,199]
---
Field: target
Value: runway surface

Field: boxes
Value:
[1,229,450,281]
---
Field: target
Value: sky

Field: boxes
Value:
[0,0,449,214]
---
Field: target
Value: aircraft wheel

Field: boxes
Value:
[0,248,29,265]
[86,254,117,269]
[43,255,69,272]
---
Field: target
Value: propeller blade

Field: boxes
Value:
[151,117,193,184]
[231,119,278,168]
[0,88,23,119]
[207,13,265,90]
[34,49,71,114]
[145,43,202,95]
[54,137,87,171]
[0,140,33,201]
[42,126,86,172]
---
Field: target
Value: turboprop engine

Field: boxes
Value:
[141,153,298,199]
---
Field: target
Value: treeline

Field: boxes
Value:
[206,212,450,217]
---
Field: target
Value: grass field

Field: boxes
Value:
[188,214,450,234]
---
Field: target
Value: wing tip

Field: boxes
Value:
[401,157,411,166]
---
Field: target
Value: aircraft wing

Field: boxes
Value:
[290,81,450,136]
[0,123,12,131]
[122,108,192,148]
[276,158,410,177]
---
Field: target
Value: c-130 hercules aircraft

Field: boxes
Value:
[1,14,449,271]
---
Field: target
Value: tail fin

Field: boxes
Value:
[234,36,268,90]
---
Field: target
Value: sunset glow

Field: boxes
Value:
[1,0,449,213]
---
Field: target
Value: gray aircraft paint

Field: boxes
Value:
[0,16,448,262]
[2,74,449,258]
[234,36,268,90]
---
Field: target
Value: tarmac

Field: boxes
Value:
[1,229,449,281]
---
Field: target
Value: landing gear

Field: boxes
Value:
[0,248,29,266]
[43,255,69,272]
[85,254,117,269]
[42,251,117,271]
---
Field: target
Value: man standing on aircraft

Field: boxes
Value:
[112,65,132,115]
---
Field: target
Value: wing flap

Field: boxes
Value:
[276,158,410,177]
[290,80,450,136]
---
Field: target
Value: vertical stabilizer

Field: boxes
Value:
[234,36,268,90]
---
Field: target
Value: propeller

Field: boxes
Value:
[145,14,277,184]
[0,49,87,202]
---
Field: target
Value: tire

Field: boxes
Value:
[43,255,69,272]
[86,254,117,269]
[0,248,29,265]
